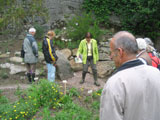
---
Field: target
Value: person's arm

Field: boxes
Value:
[100,83,124,120]
[77,41,83,58]
[31,38,38,57]
[95,40,99,61]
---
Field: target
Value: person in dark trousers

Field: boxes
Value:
[42,30,58,82]
[23,27,38,83]
[77,32,100,86]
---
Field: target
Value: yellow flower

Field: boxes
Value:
[78,96,81,99]
[9,118,12,120]
[14,110,16,112]
[0,116,1,117]
[17,102,19,105]
[13,105,16,108]
[60,92,63,95]
[15,117,18,119]
[25,102,28,104]
[29,96,31,98]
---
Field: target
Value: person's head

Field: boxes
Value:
[29,28,36,36]
[110,31,138,68]
[136,38,147,51]
[144,37,154,46]
[85,32,92,42]
[47,30,55,39]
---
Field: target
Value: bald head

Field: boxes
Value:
[113,31,138,55]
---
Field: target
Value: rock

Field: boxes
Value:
[14,51,21,57]
[72,48,78,57]
[18,34,25,40]
[38,51,44,62]
[70,59,83,72]
[0,54,10,58]
[0,63,11,69]
[60,48,71,59]
[56,50,74,80]
[10,57,23,63]
[88,61,115,78]
[99,52,111,61]
[10,64,26,75]
[97,61,115,78]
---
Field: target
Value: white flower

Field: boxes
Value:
[68,39,71,42]
[61,37,65,41]
[75,23,78,26]
[88,90,93,94]
[63,27,66,30]
[65,39,68,42]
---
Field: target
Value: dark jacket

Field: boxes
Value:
[42,36,58,63]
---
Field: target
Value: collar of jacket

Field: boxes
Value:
[84,39,93,43]
[27,33,33,37]
[113,59,144,75]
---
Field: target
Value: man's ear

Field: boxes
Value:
[118,48,124,57]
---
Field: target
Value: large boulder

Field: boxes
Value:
[10,57,23,63]
[56,50,74,80]
[38,51,44,62]
[72,48,78,57]
[69,59,83,72]
[60,48,72,59]
[88,61,115,78]
[0,54,9,58]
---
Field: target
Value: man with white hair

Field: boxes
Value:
[23,27,38,83]
[136,38,152,65]
[100,31,160,120]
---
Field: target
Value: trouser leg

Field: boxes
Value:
[26,63,31,82]
[90,59,100,86]
[80,60,89,84]
[47,63,56,82]
[31,64,36,82]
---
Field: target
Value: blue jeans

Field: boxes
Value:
[46,63,56,82]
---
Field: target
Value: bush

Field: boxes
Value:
[66,12,103,43]
[34,24,45,40]
[83,0,160,40]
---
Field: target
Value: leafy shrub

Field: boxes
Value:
[83,0,160,40]
[0,0,48,35]
[66,12,103,43]
[34,24,45,40]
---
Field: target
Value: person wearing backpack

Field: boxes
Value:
[23,27,38,83]
[42,30,58,82]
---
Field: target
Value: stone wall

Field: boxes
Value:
[45,0,84,28]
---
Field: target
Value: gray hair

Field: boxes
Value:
[113,31,138,54]
[144,37,154,46]
[136,38,147,50]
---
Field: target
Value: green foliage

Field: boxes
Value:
[0,80,102,120]
[0,71,9,79]
[0,0,48,35]
[83,0,160,39]
[66,12,103,43]
[34,24,45,40]
[68,87,80,97]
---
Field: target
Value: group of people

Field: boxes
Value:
[100,31,160,120]
[23,28,160,120]
[23,28,58,83]
[23,28,100,86]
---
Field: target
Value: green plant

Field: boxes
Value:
[83,0,160,40]
[0,71,9,79]
[66,12,103,43]
[34,23,45,40]
[68,87,80,97]
[0,0,48,35]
